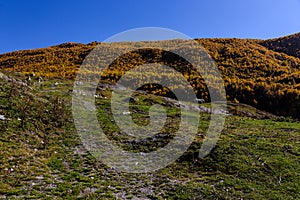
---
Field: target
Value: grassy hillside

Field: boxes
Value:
[0,34,300,199]
[0,71,299,199]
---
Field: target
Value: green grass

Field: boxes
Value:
[0,71,299,199]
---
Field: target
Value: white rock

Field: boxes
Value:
[195,98,205,103]
[0,115,6,120]
[36,176,44,180]
[122,111,131,115]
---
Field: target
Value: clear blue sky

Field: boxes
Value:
[0,0,300,53]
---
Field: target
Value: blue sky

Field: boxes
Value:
[0,0,300,53]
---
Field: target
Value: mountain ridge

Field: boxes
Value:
[259,32,300,58]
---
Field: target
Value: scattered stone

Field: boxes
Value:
[122,111,131,115]
[0,72,26,86]
[0,115,6,120]
[131,97,139,101]
[76,81,83,85]
[51,82,63,88]
[36,176,44,180]
[195,98,205,103]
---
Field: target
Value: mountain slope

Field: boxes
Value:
[1,34,300,118]
[0,71,299,199]
[196,37,300,118]
[259,32,300,58]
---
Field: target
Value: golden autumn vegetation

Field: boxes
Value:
[1,33,300,118]
[260,32,300,59]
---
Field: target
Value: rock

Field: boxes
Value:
[0,72,27,86]
[36,176,44,180]
[0,115,6,120]
[0,72,11,81]
[195,98,205,103]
